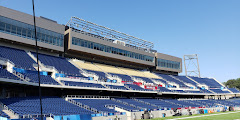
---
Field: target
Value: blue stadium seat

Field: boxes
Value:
[156,74,188,87]
[0,97,94,116]
[106,85,128,90]
[133,76,154,83]
[21,72,59,85]
[125,84,152,91]
[115,98,158,110]
[0,68,21,81]
[33,53,83,76]
[62,81,105,88]
[108,73,133,82]
[228,88,240,93]
[210,89,230,93]
[0,46,36,70]
[85,70,108,80]
[173,76,197,86]
[189,76,223,88]
[73,99,139,112]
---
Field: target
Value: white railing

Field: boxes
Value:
[66,95,110,99]
[21,113,54,119]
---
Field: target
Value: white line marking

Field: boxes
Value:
[167,111,240,120]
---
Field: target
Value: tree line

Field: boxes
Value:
[223,78,240,90]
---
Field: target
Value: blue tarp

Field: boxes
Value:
[13,67,48,76]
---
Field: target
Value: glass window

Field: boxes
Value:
[0,16,64,47]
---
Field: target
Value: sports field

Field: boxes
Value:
[148,111,240,120]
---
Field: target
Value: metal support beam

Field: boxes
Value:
[183,54,201,77]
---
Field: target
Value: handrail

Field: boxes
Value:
[21,113,54,119]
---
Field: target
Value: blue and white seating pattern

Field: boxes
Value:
[106,85,128,90]
[22,72,59,85]
[73,99,138,112]
[0,68,21,81]
[0,46,36,70]
[33,53,82,76]
[0,97,94,116]
[62,81,105,88]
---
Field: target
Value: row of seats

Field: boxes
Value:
[0,68,21,81]
[0,97,94,116]
[1,97,240,117]
[21,72,59,85]
[0,46,238,94]
[189,76,223,88]
[73,99,138,113]
[210,89,230,94]
[0,46,36,70]
[32,53,83,76]
[228,88,240,93]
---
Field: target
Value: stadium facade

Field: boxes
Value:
[0,6,240,120]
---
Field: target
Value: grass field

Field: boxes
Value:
[147,110,240,120]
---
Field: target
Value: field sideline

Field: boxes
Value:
[147,110,240,120]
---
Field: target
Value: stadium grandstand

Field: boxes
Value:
[0,6,240,120]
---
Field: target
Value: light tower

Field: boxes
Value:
[183,54,201,77]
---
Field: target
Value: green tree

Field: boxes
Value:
[224,78,240,90]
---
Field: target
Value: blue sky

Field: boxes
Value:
[1,0,240,82]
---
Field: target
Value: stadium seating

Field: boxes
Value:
[33,53,82,76]
[157,74,188,87]
[189,76,223,88]
[125,84,152,91]
[0,68,21,81]
[133,76,154,83]
[184,90,202,93]
[0,46,36,70]
[21,72,59,85]
[106,85,128,90]
[137,99,180,108]
[0,97,94,116]
[108,73,133,82]
[73,99,139,112]
[115,98,158,110]
[210,89,230,94]
[228,88,240,93]
[73,61,102,71]
[158,87,172,92]
[85,69,108,80]
[165,99,200,107]
[62,81,105,88]
[152,78,168,85]
[200,89,213,93]
[173,76,198,86]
